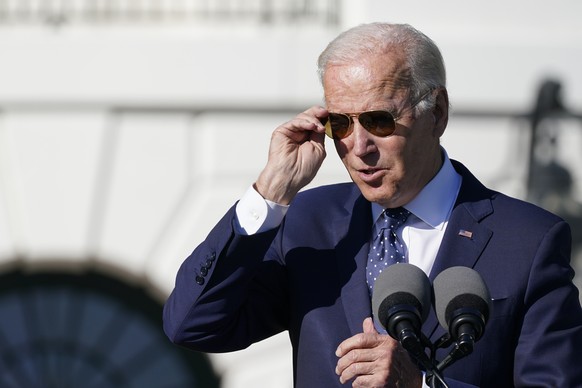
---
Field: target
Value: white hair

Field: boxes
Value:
[317,23,446,111]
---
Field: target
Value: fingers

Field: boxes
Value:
[363,317,377,334]
[336,318,420,386]
[302,105,329,124]
[336,333,376,358]
[336,343,392,385]
[255,106,329,204]
[275,106,328,141]
[335,318,381,359]
[335,329,393,384]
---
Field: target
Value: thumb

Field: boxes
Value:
[363,317,378,334]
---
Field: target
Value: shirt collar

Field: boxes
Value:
[371,148,462,229]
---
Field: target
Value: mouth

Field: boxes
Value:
[356,167,385,183]
[360,168,377,175]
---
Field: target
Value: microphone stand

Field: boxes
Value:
[424,329,477,388]
[386,311,450,387]
[399,332,449,388]
[420,333,449,388]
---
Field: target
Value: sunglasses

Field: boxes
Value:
[324,89,433,140]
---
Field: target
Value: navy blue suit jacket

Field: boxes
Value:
[164,161,582,387]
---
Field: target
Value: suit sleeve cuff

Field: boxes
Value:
[235,185,289,235]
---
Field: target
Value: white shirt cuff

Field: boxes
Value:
[235,185,289,235]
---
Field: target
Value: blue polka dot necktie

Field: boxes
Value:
[366,207,411,296]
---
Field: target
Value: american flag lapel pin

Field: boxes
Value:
[458,229,473,239]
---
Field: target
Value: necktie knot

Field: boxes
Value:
[379,207,410,232]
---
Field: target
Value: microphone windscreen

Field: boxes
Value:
[433,266,492,331]
[372,263,432,328]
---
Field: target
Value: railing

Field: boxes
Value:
[0,0,340,27]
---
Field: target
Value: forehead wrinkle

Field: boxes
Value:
[324,53,414,111]
[325,76,413,113]
[373,56,413,97]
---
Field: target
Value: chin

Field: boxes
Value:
[359,187,393,207]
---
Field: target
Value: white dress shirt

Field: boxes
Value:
[371,151,462,276]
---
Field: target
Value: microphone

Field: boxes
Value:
[372,263,431,343]
[433,266,492,371]
[372,263,433,366]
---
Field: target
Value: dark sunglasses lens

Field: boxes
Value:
[327,114,351,139]
[359,111,396,136]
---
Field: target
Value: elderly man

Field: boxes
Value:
[164,23,582,387]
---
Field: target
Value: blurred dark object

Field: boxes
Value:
[0,270,220,388]
[526,79,582,254]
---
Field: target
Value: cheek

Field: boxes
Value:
[333,139,350,160]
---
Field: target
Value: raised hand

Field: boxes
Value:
[255,106,329,205]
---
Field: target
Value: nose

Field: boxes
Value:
[351,120,377,157]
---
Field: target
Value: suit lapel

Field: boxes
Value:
[335,193,374,336]
[424,161,495,340]
[429,204,493,279]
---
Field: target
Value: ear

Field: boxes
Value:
[432,87,449,138]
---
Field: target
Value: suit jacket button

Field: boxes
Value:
[200,267,208,276]
[195,276,205,285]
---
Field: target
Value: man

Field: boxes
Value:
[163,23,582,387]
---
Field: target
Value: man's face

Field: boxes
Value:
[323,53,445,209]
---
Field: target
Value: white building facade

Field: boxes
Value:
[0,1,581,386]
